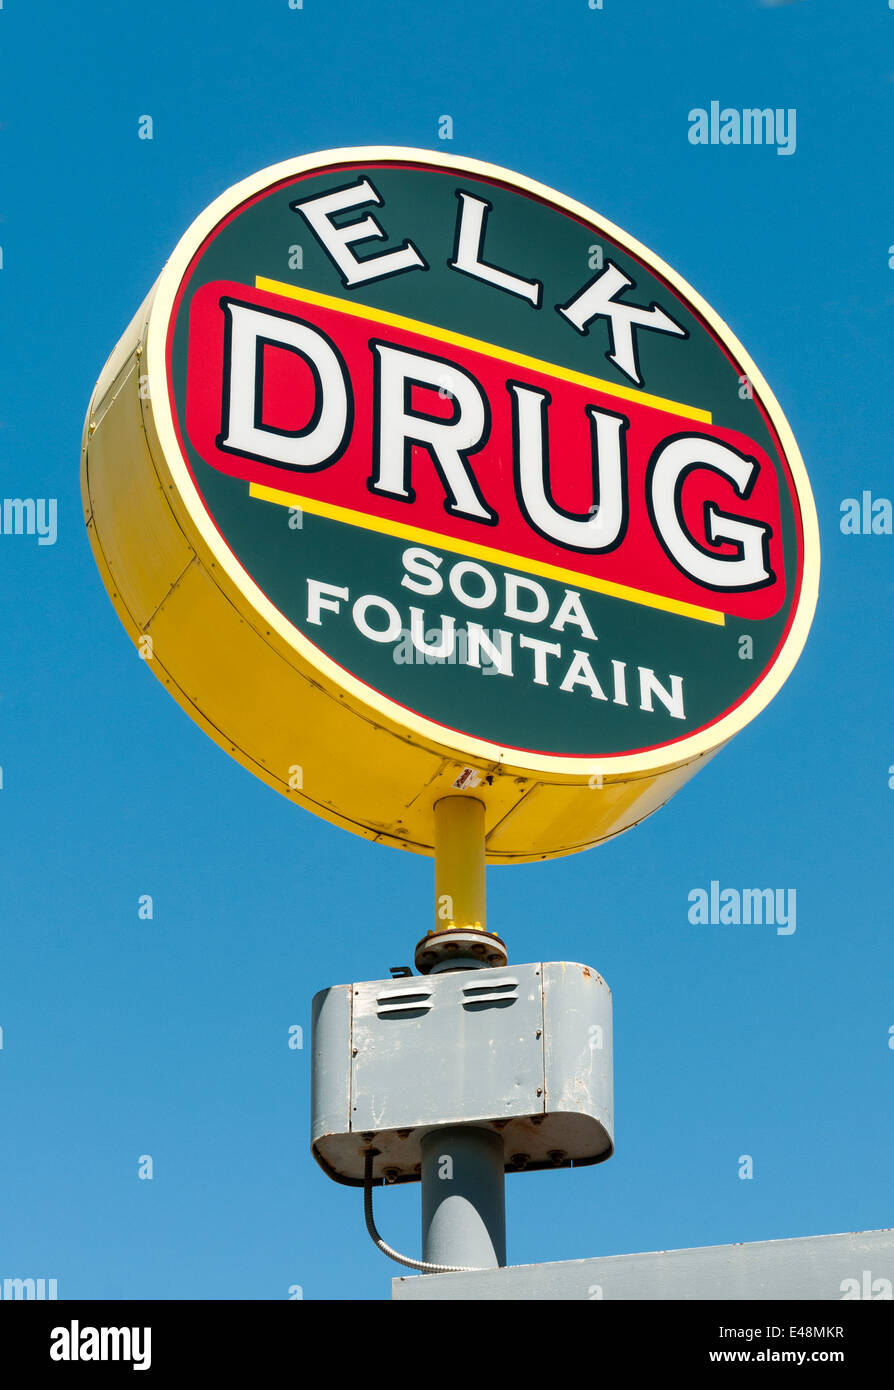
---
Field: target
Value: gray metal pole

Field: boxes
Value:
[421,1125,506,1270]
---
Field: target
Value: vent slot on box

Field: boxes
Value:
[462,977,519,1009]
[375,986,433,1017]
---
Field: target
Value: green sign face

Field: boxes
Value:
[163,150,816,763]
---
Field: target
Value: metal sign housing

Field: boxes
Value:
[81,147,819,861]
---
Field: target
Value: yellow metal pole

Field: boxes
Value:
[434,795,486,935]
[414,795,507,973]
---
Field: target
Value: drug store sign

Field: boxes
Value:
[87,148,818,791]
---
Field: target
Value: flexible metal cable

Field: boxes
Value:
[362,1149,480,1274]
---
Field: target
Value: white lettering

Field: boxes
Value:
[290,178,426,286]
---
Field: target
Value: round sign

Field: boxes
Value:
[81,147,819,862]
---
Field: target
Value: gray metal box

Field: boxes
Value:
[311,961,612,1185]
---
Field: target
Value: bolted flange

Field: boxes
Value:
[414,927,508,974]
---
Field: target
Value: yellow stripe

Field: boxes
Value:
[249,482,725,626]
[254,276,712,425]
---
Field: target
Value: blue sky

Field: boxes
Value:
[1,0,892,1300]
